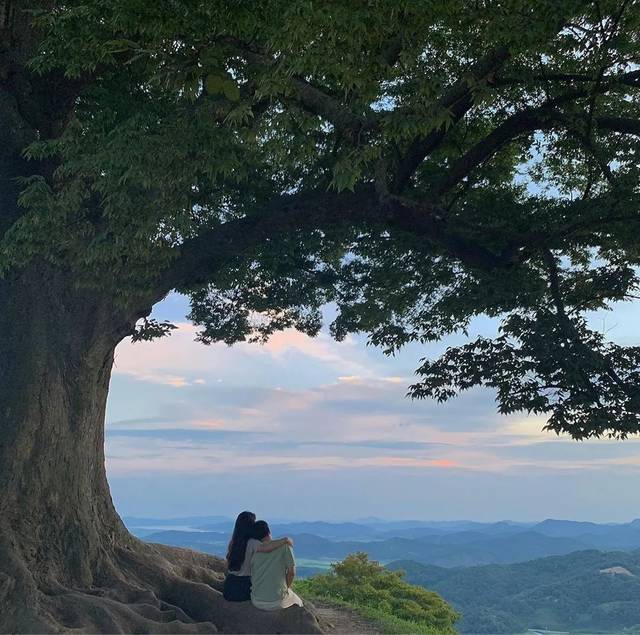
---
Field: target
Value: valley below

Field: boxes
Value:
[125,516,640,634]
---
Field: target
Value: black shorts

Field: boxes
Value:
[223,574,251,602]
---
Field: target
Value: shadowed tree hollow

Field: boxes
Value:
[1,0,640,632]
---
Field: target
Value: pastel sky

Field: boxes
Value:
[105,293,640,522]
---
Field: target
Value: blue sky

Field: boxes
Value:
[106,293,640,522]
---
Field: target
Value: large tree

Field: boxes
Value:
[1,1,640,631]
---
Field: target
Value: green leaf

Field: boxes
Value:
[105,38,139,52]
[205,74,226,94]
[222,80,241,101]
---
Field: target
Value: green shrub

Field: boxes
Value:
[295,552,459,635]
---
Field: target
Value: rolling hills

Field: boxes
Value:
[389,549,640,633]
[129,516,640,568]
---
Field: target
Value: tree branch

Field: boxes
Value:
[286,76,378,138]
[156,187,378,295]
[391,46,510,193]
[430,89,609,195]
[496,67,640,88]
[221,37,377,137]
[160,97,640,296]
[595,115,640,136]
[432,106,558,195]
[384,195,510,270]
[499,190,640,263]
[157,180,517,298]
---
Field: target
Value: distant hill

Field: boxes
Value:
[195,521,383,540]
[137,517,640,567]
[532,518,640,550]
[389,549,640,633]
[144,529,229,554]
[143,528,596,567]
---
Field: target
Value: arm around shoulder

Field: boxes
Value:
[255,536,293,553]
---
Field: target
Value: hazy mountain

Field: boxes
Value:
[532,518,640,551]
[532,518,619,537]
[137,517,640,568]
[390,549,640,633]
[196,521,382,540]
[143,528,596,567]
[144,529,229,554]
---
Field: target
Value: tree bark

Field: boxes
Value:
[0,265,322,633]
[0,265,136,629]
[0,264,131,570]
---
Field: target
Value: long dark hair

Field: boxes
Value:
[226,511,256,571]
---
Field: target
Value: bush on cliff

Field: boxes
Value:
[296,552,459,634]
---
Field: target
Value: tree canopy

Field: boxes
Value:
[3,0,640,438]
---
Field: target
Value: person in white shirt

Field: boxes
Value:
[250,520,303,611]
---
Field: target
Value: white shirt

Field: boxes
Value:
[228,538,260,576]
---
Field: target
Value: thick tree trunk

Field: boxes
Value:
[0,264,131,578]
[0,266,321,634]
[0,266,139,629]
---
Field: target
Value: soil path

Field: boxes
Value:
[312,600,383,635]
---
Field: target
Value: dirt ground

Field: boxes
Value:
[312,600,383,635]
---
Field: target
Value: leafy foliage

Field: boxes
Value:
[411,310,640,438]
[131,318,177,342]
[295,552,459,635]
[2,1,640,437]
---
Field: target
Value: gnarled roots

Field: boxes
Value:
[0,537,322,634]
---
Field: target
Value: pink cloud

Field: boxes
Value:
[191,418,227,429]
[260,330,355,361]
[106,442,463,474]
[113,323,373,386]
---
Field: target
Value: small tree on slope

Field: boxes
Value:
[297,553,459,634]
[1,1,640,631]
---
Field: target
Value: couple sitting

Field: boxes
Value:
[223,511,303,610]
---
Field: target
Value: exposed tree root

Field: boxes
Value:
[0,537,322,634]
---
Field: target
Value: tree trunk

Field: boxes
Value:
[0,265,138,629]
[0,263,131,573]
[0,266,214,631]
[0,265,321,634]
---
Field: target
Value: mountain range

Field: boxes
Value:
[124,516,640,568]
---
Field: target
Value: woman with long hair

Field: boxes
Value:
[222,511,292,602]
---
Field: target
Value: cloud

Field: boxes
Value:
[105,431,462,474]
[493,438,640,463]
[192,418,228,429]
[259,330,363,369]
[112,323,374,389]
[107,428,255,442]
[106,372,564,478]
[107,318,640,478]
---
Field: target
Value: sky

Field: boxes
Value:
[105,292,640,523]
